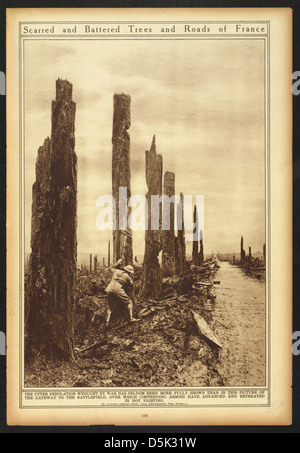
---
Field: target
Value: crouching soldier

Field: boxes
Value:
[105,258,140,327]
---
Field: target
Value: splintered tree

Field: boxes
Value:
[140,136,163,299]
[162,171,176,276]
[240,236,246,265]
[112,93,133,265]
[199,230,204,265]
[108,240,111,267]
[192,205,200,266]
[175,192,186,275]
[25,79,77,360]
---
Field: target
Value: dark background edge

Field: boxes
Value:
[0,0,299,434]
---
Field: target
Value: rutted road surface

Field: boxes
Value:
[211,261,266,387]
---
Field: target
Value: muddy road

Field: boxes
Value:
[211,262,266,387]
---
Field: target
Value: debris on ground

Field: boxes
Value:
[25,259,225,388]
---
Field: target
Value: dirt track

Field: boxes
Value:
[211,262,266,387]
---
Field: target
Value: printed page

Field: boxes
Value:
[6,7,292,426]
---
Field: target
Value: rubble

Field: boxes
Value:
[25,258,224,388]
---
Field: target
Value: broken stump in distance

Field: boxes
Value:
[192,205,200,266]
[199,230,204,265]
[175,192,186,276]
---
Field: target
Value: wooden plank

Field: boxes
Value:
[195,282,212,287]
[192,310,222,349]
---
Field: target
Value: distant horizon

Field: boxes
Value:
[25,249,265,266]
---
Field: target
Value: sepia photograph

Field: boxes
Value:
[6,7,292,426]
[23,37,267,389]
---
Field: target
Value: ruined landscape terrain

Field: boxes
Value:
[24,79,266,389]
[25,257,266,389]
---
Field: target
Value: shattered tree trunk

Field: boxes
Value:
[108,240,111,267]
[25,79,77,359]
[240,236,246,266]
[192,205,199,266]
[162,171,176,276]
[175,192,186,275]
[199,230,204,265]
[112,93,133,265]
[140,136,163,299]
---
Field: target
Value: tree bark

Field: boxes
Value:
[162,171,176,276]
[192,205,199,266]
[241,236,246,266]
[199,230,204,265]
[140,136,163,299]
[112,93,133,265]
[25,79,77,360]
[175,192,186,275]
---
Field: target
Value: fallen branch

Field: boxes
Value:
[192,310,222,350]
[76,339,107,355]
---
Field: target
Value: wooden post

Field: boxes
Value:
[94,255,98,273]
[90,254,92,274]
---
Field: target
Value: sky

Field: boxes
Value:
[24,38,266,261]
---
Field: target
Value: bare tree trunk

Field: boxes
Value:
[199,230,204,265]
[162,171,176,276]
[192,205,199,266]
[25,79,77,360]
[241,236,246,266]
[175,192,186,275]
[140,136,163,299]
[108,240,111,267]
[112,93,133,265]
